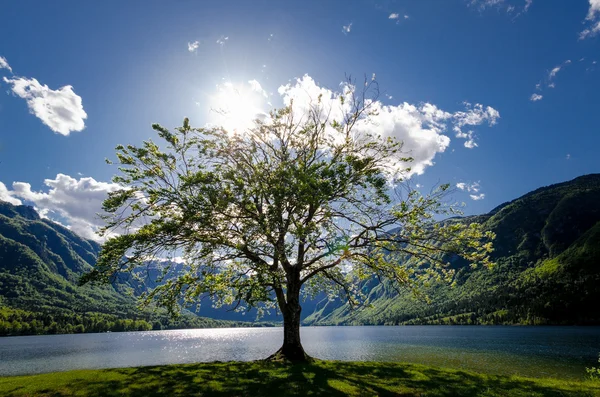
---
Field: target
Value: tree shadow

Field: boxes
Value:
[4,361,599,397]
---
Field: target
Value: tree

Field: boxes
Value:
[82,78,494,361]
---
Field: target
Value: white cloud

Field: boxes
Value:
[587,0,600,19]
[188,40,200,52]
[216,36,229,46]
[278,75,499,176]
[3,77,87,135]
[9,174,121,241]
[468,0,531,15]
[470,0,505,9]
[580,0,600,39]
[342,23,352,34]
[549,66,561,78]
[456,181,481,193]
[457,181,485,200]
[580,21,600,39]
[530,93,543,101]
[248,79,268,98]
[0,182,22,205]
[389,13,409,23]
[0,56,12,73]
[452,102,500,149]
[566,153,571,160]
[530,59,572,99]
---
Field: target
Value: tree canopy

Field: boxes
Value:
[83,79,494,361]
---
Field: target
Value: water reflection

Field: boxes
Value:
[1,326,599,379]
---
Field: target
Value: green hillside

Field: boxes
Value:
[0,201,254,335]
[304,174,600,326]
[2,174,600,332]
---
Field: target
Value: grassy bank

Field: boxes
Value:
[1,361,599,397]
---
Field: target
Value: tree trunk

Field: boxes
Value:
[267,273,311,362]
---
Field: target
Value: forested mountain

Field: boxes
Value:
[303,174,600,326]
[2,174,600,333]
[0,201,256,335]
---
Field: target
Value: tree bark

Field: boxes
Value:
[267,272,311,362]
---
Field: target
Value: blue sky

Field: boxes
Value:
[0,0,599,239]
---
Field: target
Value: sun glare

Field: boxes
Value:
[208,82,266,133]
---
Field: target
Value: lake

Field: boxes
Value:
[1,326,599,379]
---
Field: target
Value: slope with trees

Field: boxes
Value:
[303,174,600,326]
[0,201,260,335]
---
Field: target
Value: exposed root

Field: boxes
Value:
[265,346,314,363]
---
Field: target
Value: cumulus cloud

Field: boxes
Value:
[342,23,352,34]
[581,0,600,39]
[0,182,22,205]
[8,174,121,241]
[452,102,500,148]
[530,93,543,101]
[188,40,200,52]
[277,75,499,176]
[470,193,486,200]
[389,13,400,19]
[0,56,12,73]
[3,77,87,135]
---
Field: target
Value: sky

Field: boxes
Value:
[0,0,599,241]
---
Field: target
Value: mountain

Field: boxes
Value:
[303,174,600,326]
[2,174,600,332]
[0,201,256,335]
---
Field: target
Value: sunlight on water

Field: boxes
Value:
[1,326,598,379]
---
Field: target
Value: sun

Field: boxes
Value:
[208,81,266,133]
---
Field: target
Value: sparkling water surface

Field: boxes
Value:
[1,326,599,379]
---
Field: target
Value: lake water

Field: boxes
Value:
[1,326,599,379]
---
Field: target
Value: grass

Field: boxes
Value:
[1,360,599,397]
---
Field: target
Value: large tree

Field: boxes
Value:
[83,79,494,361]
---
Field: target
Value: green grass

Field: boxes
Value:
[1,360,599,396]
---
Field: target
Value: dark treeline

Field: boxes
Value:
[0,306,273,337]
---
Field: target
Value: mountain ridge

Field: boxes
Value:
[1,173,599,332]
[303,173,600,325]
